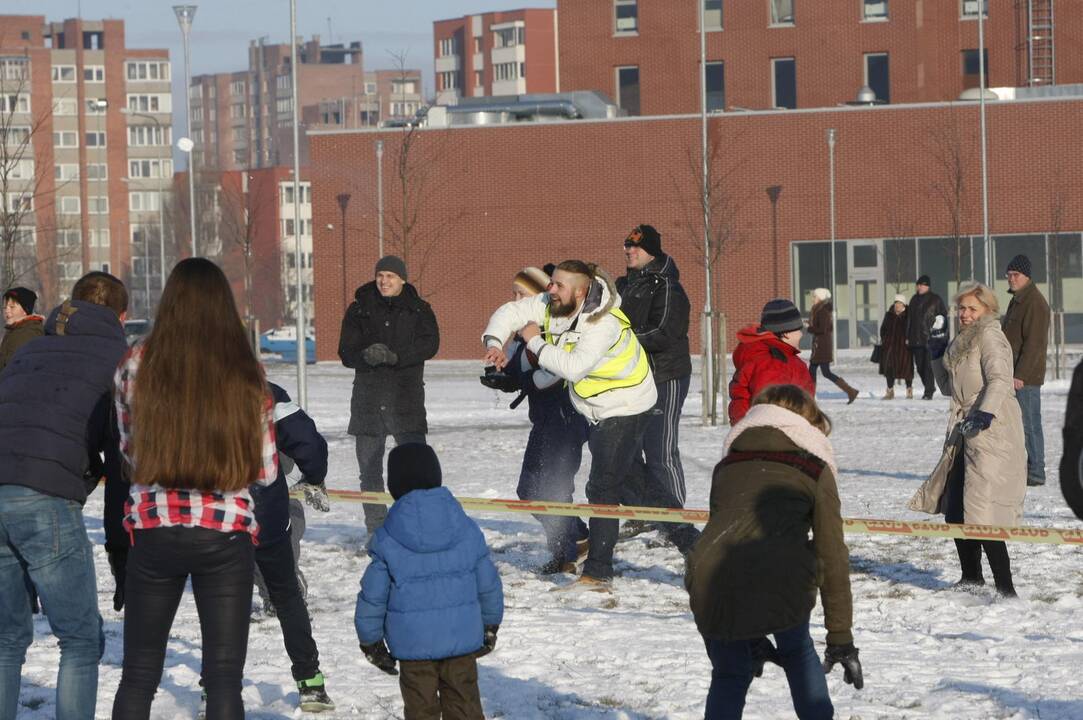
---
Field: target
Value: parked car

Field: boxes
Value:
[123,319,152,346]
[259,327,316,364]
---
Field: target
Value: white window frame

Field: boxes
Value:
[770,0,795,25]
[86,163,108,180]
[0,57,29,81]
[53,98,78,115]
[55,163,80,181]
[230,79,246,96]
[60,196,81,214]
[86,196,108,215]
[57,229,81,247]
[2,125,30,147]
[85,131,106,148]
[9,159,34,179]
[3,94,30,113]
[89,228,110,247]
[83,65,105,82]
[127,125,171,147]
[126,61,171,81]
[4,193,33,213]
[615,0,639,34]
[704,0,724,30]
[53,130,79,148]
[862,0,888,21]
[129,191,161,212]
[51,65,76,82]
[961,0,988,18]
[126,94,171,114]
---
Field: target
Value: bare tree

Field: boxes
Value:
[1047,175,1068,379]
[216,173,271,321]
[0,56,81,296]
[924,112,975,286]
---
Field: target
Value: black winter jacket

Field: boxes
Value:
[906,290,948,347]
[0,300,128,504]
[615,254,692,384]
[251,382,328,547]
[338,282,439,436]
[1061,362,1083,520]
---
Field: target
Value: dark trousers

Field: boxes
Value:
[808,363,840,385]
[112,527,254,720]
[398,654,483,720]
[355,431,425,533]
[254,535,320,681]
[704,621,834,720]
[515,403,589,562]
[911,346,935,397]
[583,412,651,579]
[622,376,699,553]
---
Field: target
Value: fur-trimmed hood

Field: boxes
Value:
[578,267,621,324]
[944,314,999,372]
[723,403,837,479]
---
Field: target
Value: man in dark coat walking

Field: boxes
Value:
[339,256,440,534]
[1001,254,1050,486]
[0,272,129,719]
[907,275,948,400]
[615,225,699,554]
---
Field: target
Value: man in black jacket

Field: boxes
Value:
[0,272,129,719]
[906,275,948,400]
[338,256,440,534]
[616,225,700,554]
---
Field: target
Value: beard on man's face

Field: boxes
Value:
[549,295,578,317]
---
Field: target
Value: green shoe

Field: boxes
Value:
[297,673,335,712]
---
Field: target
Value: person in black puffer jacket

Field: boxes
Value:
[907,275,948,400]
[338,255,440,535]
[615,224,699,555]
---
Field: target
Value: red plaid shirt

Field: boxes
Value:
[114,346,278,543]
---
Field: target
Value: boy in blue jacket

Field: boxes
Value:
[355,443,504,719]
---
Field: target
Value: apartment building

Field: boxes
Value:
[0,15,172,316]
[190,35,364,172]
[307,69,424,130]
[433,8,558,105]
[556,0,1080,115]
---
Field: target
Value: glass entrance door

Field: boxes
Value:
[849,242,883,348]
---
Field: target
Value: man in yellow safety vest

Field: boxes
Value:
[483,260,656,592]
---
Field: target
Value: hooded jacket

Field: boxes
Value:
[685,406,852,645]
[354,486,504,660]
[338,281,440,436]
[0,313,45,371]
[615,254,692,384]
[483,269,657,423]
[728,326,815,424]
[0,300,127,503]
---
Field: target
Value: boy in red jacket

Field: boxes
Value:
[729,299,815,424]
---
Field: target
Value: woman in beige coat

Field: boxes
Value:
[910,282,1026,597]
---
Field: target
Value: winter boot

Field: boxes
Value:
[536,556,577,575]
[882,387,894,400]
[832,377,859,404]
[906,386,913,399]
[298,673,335,712]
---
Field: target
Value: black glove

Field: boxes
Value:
[823,642,864,690]
[927,334,948,361]
[479,366,520,393]
[360,641,398,675]
[107,547,128,612]
[749,636,781,678]
[362,343,398,367]
[298,479,331,512]
[959,411,995,438]
[477,625,499,657]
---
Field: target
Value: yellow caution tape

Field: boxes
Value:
[290,488,1083,546]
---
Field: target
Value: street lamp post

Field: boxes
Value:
[122,109,168,314]
[288,0,308,406]
[173,5,198,258]
[767,185,782,296]
[375,140,384,258]
[827,129,838,357]
[977,2,992,284]
[337,192,350,312]
[698,0,716,425]
[91,99,108,267]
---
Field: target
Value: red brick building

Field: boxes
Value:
[309,95,1083,360]
[556,0,1083,115]
[434,8,558,105]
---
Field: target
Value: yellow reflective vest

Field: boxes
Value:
[543,305,651,398]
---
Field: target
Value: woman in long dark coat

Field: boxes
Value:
[878,294,914,399]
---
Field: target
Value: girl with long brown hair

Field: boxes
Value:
[111,258,278,720]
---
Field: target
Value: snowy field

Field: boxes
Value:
[16,353,1083,719]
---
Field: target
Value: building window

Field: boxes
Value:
[89,229,110,247]
[494,62,522,82]
[4,193,32,213]
[57,229,81,247]
[391,79,416,95]
[864,53,890,102]
[86,163,107,180]
[3,94,30,113]
[127,94,171,113]
[230,103,246,119]
[615,0,638,34]
[492,26,525,49]
[439,37,458,57]
[704,0,723,30]
[364,82,377,94]
[961,0,988,18]
[55,163,80,181]
[863,0,888,20]
[60,196,81,214]
[87,196,108,214]
[772,57,797,108]
[474,37,483,53]
[0,57,29,81]
[2,125,30,147]
[233,149,247,165]
[962,48,989,87]
[705,61,725,111]
[54,98,78,115]
[230,80,246,96]
[85,131,106,147]
[129,191,161,212]
[126,61,170,81]
[128,125,171,146]
[616,65,640,116]
[51,65,76,82]
[474,70,483,88]
[9,159,33,179]
[129,158,172,178]
[53,130,79,147]
[770,0,795,25]
[438,70,459,90]
[83,65,104,82]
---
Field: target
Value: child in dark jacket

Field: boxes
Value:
[355,443,504,719]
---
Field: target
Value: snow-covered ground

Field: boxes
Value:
[15,354,1083,719]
